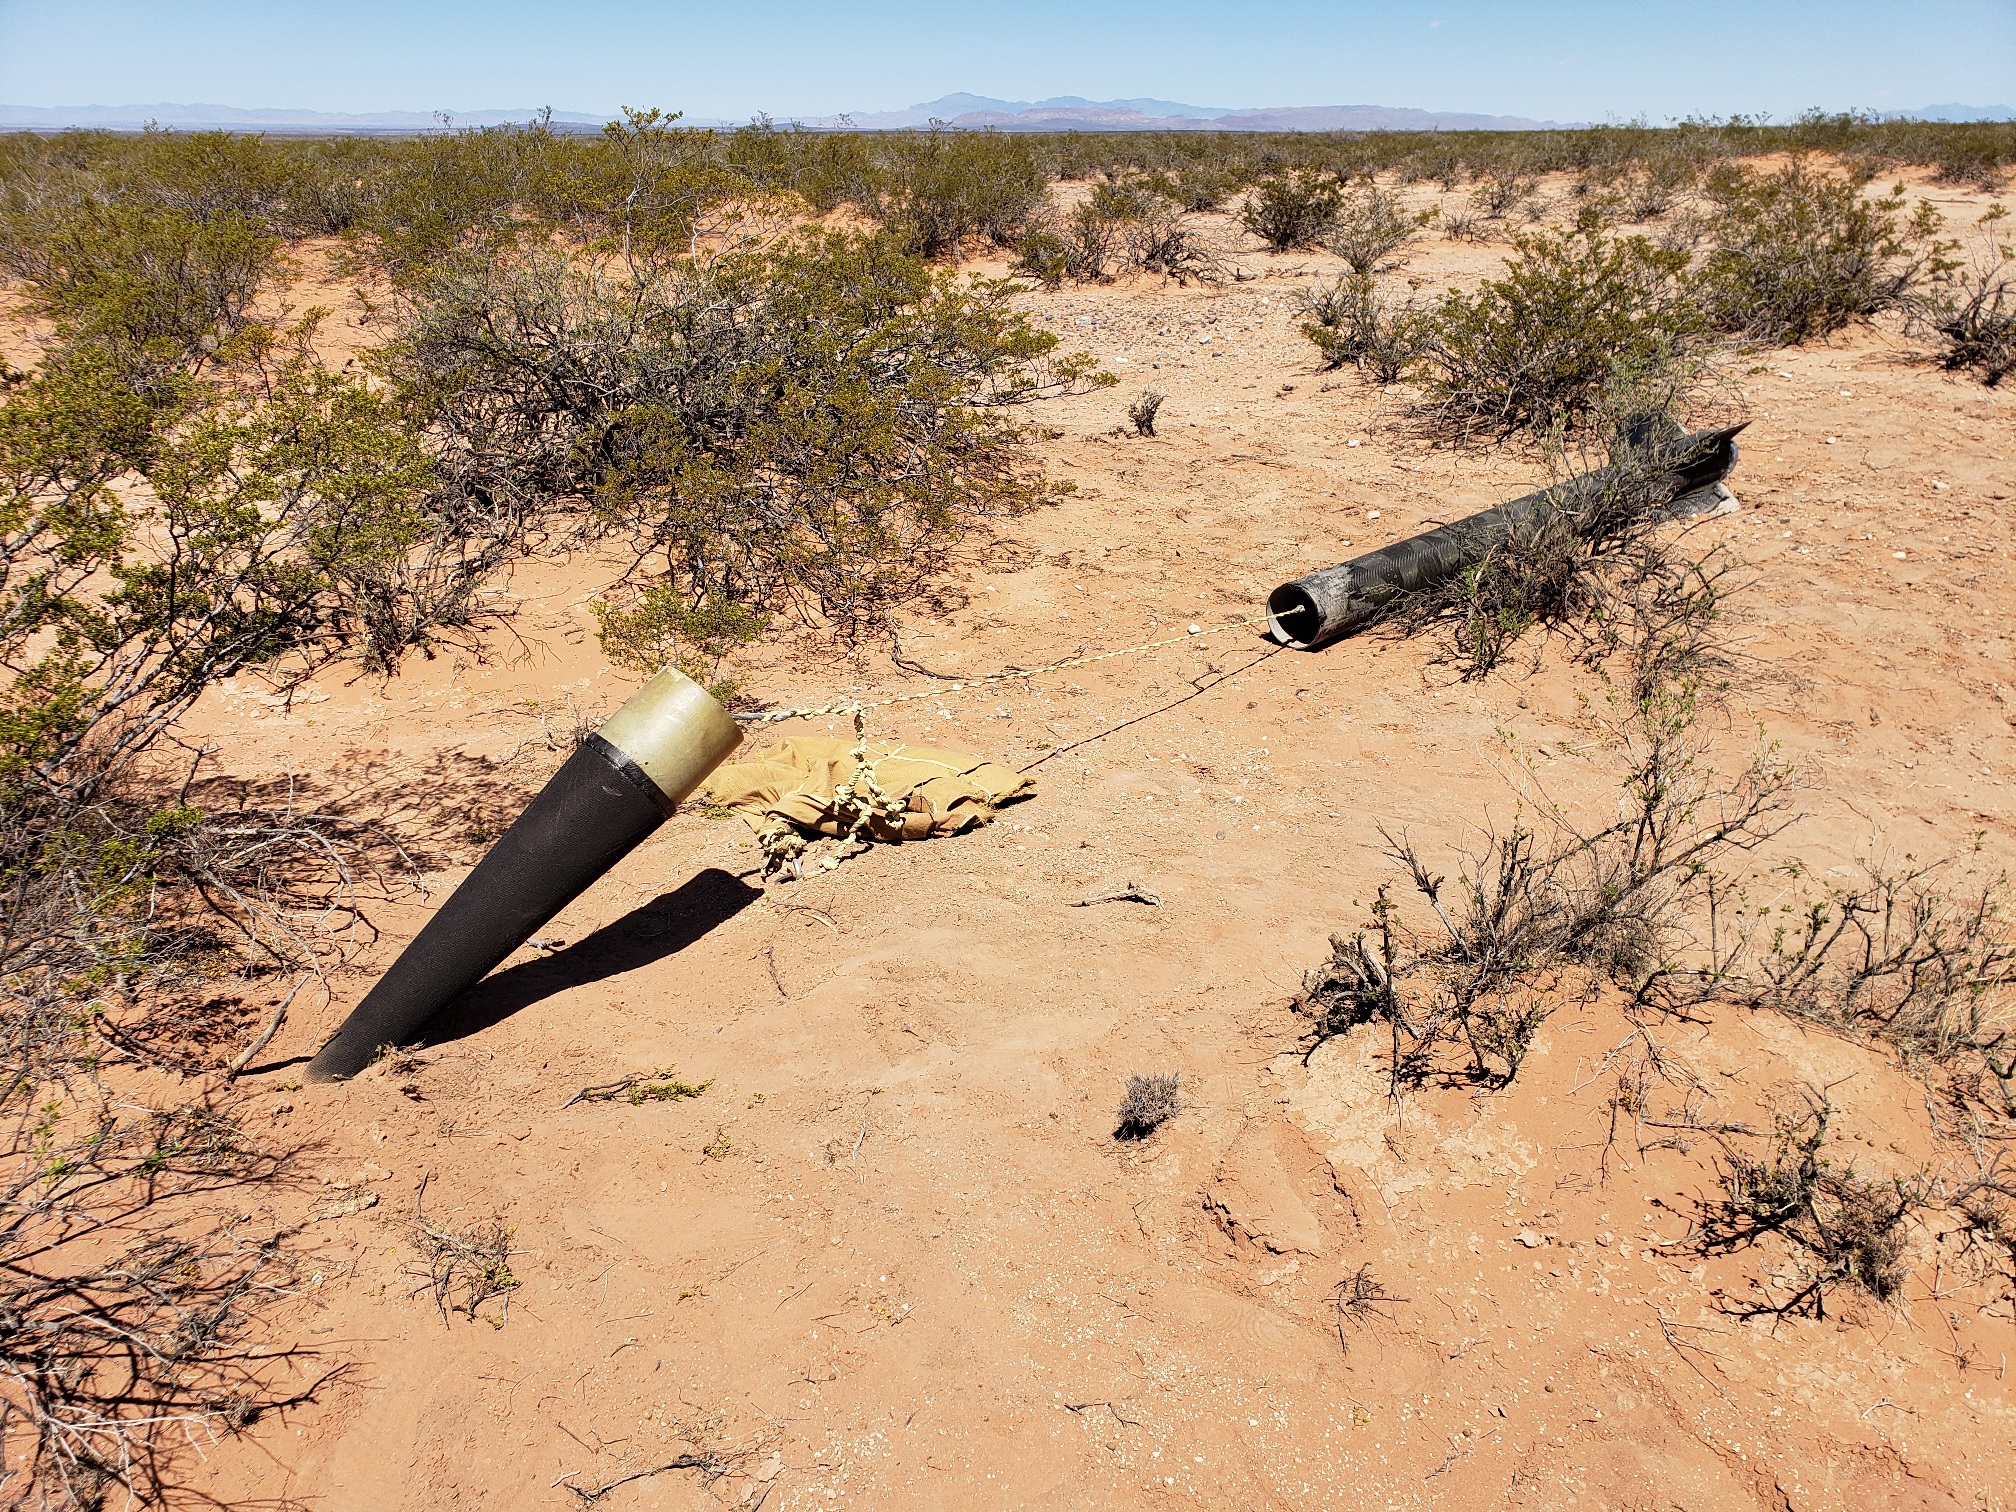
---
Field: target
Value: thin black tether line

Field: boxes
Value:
[1017,643,1287,775]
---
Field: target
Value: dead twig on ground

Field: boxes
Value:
[408,1176,521,1325]
[225,974,314,1078]
[559,1454,726,1505]
[1329,1264,1407,1355]
[1650,1306,1729,1393]
[1062,1400,1144,1428]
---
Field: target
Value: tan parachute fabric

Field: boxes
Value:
[698,735,1034,874]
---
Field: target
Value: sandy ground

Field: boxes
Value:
[26,170,2016,1509]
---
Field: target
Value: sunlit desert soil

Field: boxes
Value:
[49,169,2013,1509]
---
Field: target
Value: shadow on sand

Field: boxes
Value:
[419,866,764,1047]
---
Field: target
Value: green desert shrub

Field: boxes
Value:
[1690,161,1940,344]
[1142,159,1252,212]
[1321,185,1434,274]
[1619,154,1699,220]
[1014,186,1128,286]
[593,588,768,699]
[1473,165,1538,220]
[1015,180,1221,286]
[1298,272,1427,380]
[0,284,478,1501]
[868,131,1046,258]
[1918,217,2015,384]
[781,129,877,213]
[0,200,284,388]
[1241,169,1344,250]
[1,342,445,790]
[1414,219,1706,439]
[544,108,745,260]
[379,230,1107,635]
[347,120,561,280]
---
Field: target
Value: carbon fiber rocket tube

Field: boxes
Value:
[1266,424,1746,651]
[306,668,742,1081]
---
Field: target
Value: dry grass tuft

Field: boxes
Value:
[1114,1073,1181,1140]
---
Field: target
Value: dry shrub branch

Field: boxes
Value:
[0,1098,332,1506]
[409,1203,521,1327]
[1379,418,1749,689]
[0,154,477,1508]
[1914,204,2015,386]
[1693,1091,1923,1323]
[1652,857,2016,1116]
[1300,679,1797,1091]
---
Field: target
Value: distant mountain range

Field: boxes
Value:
[1903,102,2016,122]
[811,94,1577,132]
[2,94,2011,134]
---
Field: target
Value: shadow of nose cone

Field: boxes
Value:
[306,668,742,1081]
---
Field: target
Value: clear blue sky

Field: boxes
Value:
[0,0,2009,122]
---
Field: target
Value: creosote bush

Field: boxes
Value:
[1298,272,1426,381]
[867,130,1046,259]
[1241,170,1344,251]
[0,152,554,1506]
[383,230,1107,642]
[1690,160,1941,344]
[1320,185,1433,274]
[592,590,768,701]
[1474,166,1538,220]
[1616,155,1699,220]
[1015,181,1223,287]
[1303,169,1957,436]
[5,114,2010,287]
[1916,207,2015,385]
[1413,219,1706,441]
[0,201,285,392]
[1439,199,1489,243]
